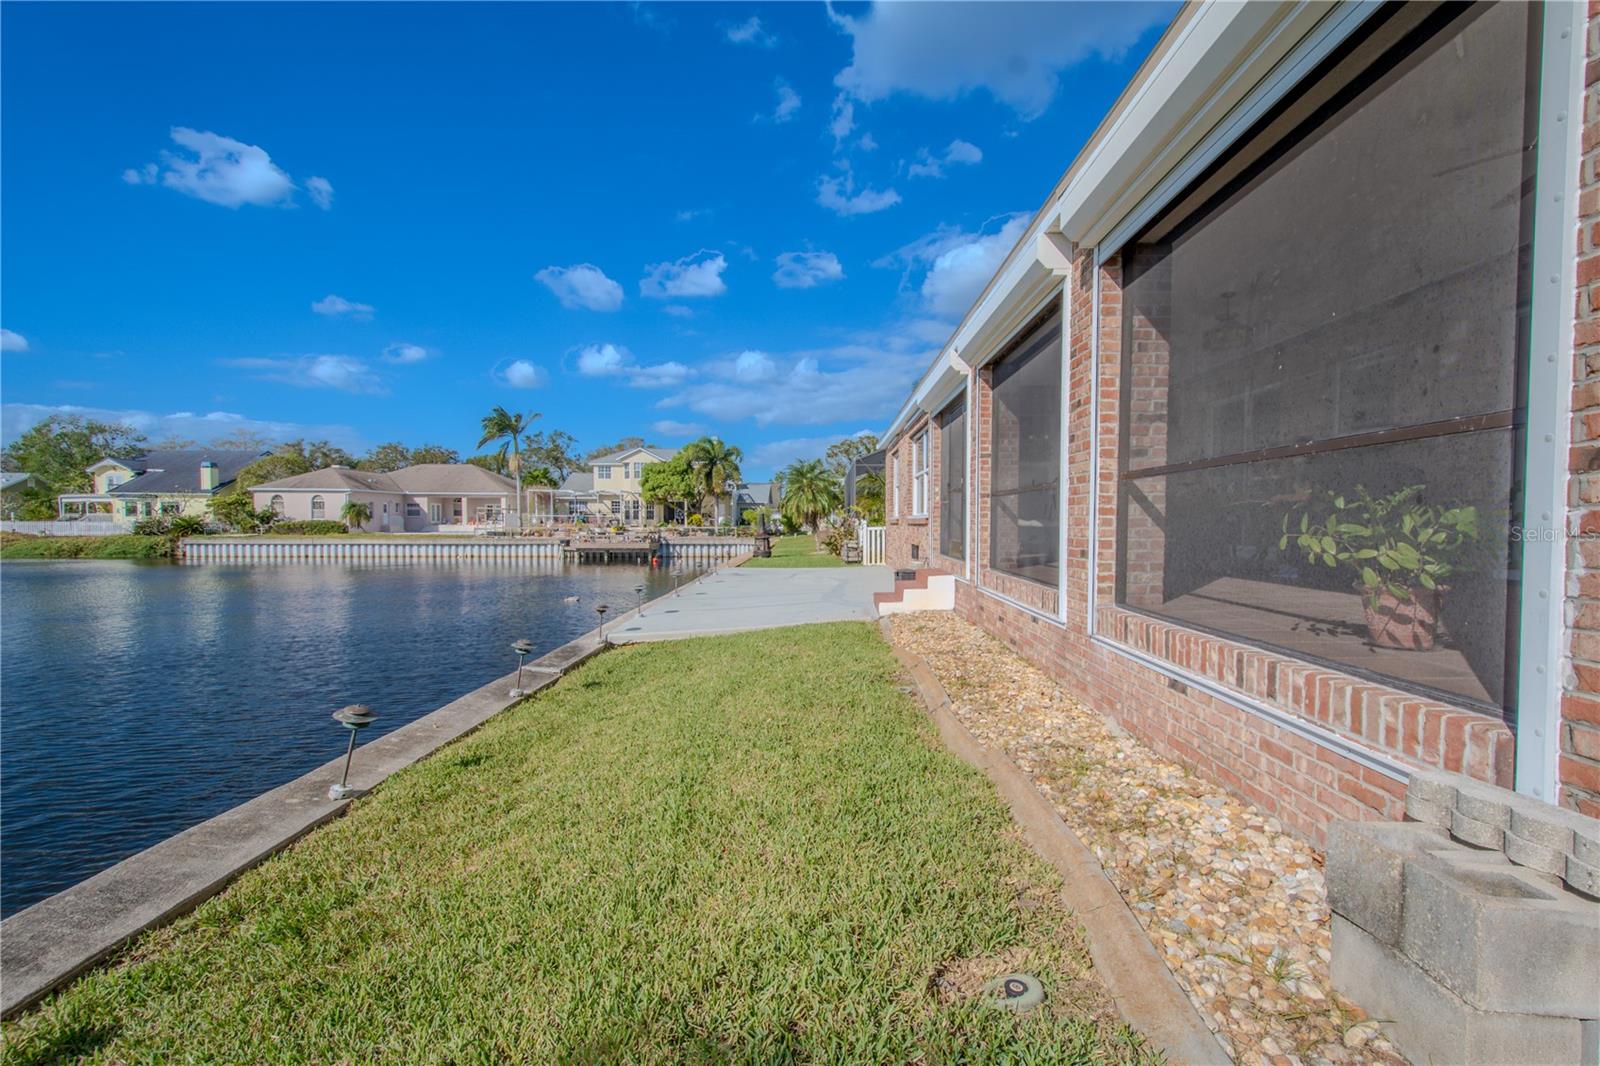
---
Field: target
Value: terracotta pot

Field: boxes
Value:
[1359,583,1444,651]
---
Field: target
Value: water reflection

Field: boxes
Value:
[0,559,700,915]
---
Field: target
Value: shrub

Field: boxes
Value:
[818,516,854,557]
[686,513,704,527]
[268,520,349,536]
[132,516,170,536]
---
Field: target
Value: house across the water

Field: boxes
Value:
[250,463,519,532]
[57,450,265,521]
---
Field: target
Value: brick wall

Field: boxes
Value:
[1562,2,1600,817]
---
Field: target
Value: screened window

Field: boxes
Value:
[269,495,285,516]
[989,309,1062,586]
[911,431,929,516]
[309,496,325,520]
[939,397,967,560]
[1113,3,1535,717]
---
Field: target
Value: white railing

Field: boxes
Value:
[2,520,137,536]
[857,521,886,566]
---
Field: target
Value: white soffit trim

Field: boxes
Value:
[1052,0,1334,248]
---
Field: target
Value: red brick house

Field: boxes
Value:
[879,0,1598,845]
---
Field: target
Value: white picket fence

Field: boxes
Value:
[2,520,136,536]
[857,521,886,566]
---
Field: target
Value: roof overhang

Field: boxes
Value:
[880,2,1338,445]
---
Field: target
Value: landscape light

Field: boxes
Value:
[595,603,609,640]
[633,583,646,614]
[510,638,536,696]
[328,704,377,801]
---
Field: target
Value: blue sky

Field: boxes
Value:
[1,2,1172,477]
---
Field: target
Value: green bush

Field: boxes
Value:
[268,520,349,536]
[0,534,171,560]
[132,516,170,536]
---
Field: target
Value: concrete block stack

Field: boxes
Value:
[1326,772,1600,1065]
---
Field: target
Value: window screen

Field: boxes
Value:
[989,308,1062,586]
[940,397,967,560]
[1113,2,1535,717]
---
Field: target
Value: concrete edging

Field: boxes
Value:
[0,563,723,1020]
[882,623,1231,1066]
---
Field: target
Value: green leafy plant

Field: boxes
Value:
[686,513,704,527]
[269,520,349,536]
[1279,485,1479,608]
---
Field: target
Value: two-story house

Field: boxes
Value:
[553,445,682,526]
[57,450,266,522]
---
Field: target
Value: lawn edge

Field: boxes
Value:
[880,617,1232,1066]
[0,565,725,1020]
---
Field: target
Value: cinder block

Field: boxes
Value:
[1509,803,1598,853]
[1451,807,1506,850]
[1399,857,1600,1017]
[1406,792,1452,828]
[1332,915,1589,1066]
[1326,820,1446,947]
[1454,777,1517,829]
[1408,769,1460,808]
[1567,853,1600,898]
[1505,831,1571,877]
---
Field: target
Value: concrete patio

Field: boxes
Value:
[608,566,894,643]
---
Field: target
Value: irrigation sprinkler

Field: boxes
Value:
[328,704,377,800]
[510,638,535,696]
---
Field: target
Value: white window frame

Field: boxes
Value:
[428,502,443,524]
[911,430,930,517]
[269,495,285,516]
[309,495,325,520]
[889,450,899,519]
[596,465,612,479]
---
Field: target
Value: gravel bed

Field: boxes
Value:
[889,612,1407,1066]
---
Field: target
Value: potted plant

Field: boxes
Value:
[1279,485,1479,651]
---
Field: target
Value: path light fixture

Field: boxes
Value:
[510,638,536,696]
[633,583,646,615]
[594,603,609,641]
[328,704,377,801]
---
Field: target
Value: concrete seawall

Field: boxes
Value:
[0,555,747,1019]
[179,536,754,565]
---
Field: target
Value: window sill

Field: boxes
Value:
[1095,604,1513,787]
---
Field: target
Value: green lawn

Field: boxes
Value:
[0,534,170,560]
[742,534,845,568]
[3,624,1151,1064]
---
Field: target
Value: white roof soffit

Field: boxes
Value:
[1052,0,1331,248]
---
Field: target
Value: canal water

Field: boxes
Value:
[0,558,702,916]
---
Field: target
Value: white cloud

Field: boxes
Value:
[382,342,429,364]
[656,328,932,427]
[772,80,802,123]
[725,16,776,47]
[573,342,694,389]
[773,251,844,289]
[1,403,361,451]
[816,173,900,217]
[640,250,728,299]
[501,360,549,389]
[908,138,983,179]
[628,361,692,388]
[675,207,710,222]
[857,133,878,152]
[125,127,313,209]
[311,294,375,320]
[576,342,631,376]
[652,419,707,438]
[662,304,694,319]
[305,176,334,210]
[535,263,624,311]
[832,2,1171,120]
[734,350,777,381]
[829,93,856,146]
[1,328,29,353]
[220,354,385,394]
[887,214,1030,320]
[747,434,868,476]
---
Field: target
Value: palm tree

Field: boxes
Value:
[779,458,843,541]
[681,436,743,525]
[340,500,373,531]
[478,407,539,530]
